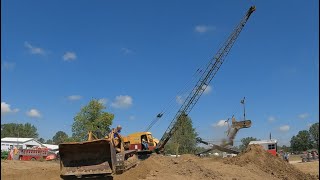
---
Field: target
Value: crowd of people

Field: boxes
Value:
[301,150,319,162]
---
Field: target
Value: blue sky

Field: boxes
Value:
[1,0,319,146]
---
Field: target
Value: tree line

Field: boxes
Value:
[1,99,199,151]
[290,123,319,152]
[1,99,114,145]
[236,122,319,153]
[1,99,318,154]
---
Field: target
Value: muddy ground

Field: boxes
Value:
[1,145,319,180]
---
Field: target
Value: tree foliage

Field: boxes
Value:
[72,99,114,141]
[309,122,319,150]
[52,131,69,145]
[239,137,259,151]
[290,130,313,152]
[278,145,291,152]
[1,123,38,138]
[164,113,198,155]
[45,139,53,144]
[38,138,45,143]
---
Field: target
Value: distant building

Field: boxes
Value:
[42,143,59,150]
[1,137,45,151]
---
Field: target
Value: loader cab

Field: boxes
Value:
[249,139,278,156]
[124,132,157,151]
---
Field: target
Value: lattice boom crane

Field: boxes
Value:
[155,6,256,152]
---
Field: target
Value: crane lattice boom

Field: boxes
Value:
[155,6,256,152]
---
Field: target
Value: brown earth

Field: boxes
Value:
[1,145,319,180]
[292,161,319,177]
[1,159,60,180]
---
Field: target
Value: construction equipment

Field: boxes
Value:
[195,117,251,156]
[59,130,138,178]
[224,117,252,146]
[123,132,159,153]
[58,5,256,178]
[196,137,240,155]
[155,6,256,153]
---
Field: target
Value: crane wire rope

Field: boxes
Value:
[146,36,229,132]
[145,65,205,131]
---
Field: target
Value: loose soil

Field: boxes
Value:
[1,145,319,180]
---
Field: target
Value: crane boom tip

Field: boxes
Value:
[250,6,256,12]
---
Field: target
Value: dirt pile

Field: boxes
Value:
[1,153,318,180]
[114,154,221,180]
[224,144,317,180]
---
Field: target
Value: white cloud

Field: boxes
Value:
[24,41,46,55]
[195,25,216,33]
[176,96,184,105]
[1,61,15,70]
[203,85,212,94]
[111,95,133,109]
[298,113,309,120]
[279,125,290,132]
[63,52,77,61]
[129,115,135,120]
[1,102,19,115]
[98,98,108,105]
[268,116,276,122]
[67,95,82,101]
[212,120,228,127]
[26,109,41,118]
[121,48,133,54]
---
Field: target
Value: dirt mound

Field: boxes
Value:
[224,145,317,180]
[114,154,220,180]
[1,154,318,180]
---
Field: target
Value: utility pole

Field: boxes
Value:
[240,97,246,120]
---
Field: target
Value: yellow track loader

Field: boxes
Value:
[59,129,138,179]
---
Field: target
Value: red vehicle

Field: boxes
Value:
[249,139,278,156]
[19,148,50,161]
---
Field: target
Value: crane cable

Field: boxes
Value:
[145,64,206,131]
[145,31,230,132]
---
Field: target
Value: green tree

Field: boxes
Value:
[239,137,259,151]
[38,138,45,143]
[45,139,53,144]
[52,131,69,145]
[309,123,319,150]
[72,99,114,141]
[278,145,291,152]
[164,113,198,155]
[1,123,38,138]
[290,130,313,152]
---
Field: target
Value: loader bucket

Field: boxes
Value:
[59,139,116,177]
